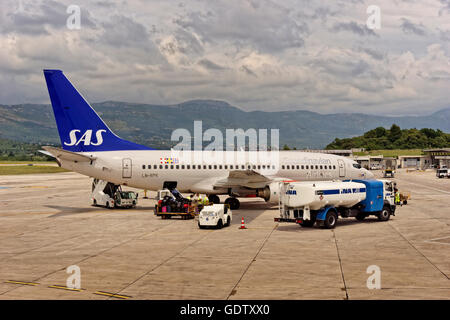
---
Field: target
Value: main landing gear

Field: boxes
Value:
[206,194,240,210]
[208,194,220,204]
[224,197,240,210]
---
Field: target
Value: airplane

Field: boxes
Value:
[41,69,374,210]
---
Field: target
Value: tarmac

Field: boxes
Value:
[0,169,449,300]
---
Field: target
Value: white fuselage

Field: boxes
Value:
[59,150,373,196]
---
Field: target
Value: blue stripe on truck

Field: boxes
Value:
[322,189,340,195]
[321,188,366,195]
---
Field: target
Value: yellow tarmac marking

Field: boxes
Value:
[93,291,131,299]
[48,285,84,292]
[6,280,39,286]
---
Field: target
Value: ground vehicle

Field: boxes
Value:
[399,191,410,205]
[436,168,449,178]
[92,179,138,208]
[156,189,176,201]
[370,164,381,170]
[154,188,197,219]
[274,179,396,229]
[384,169,395,178]
[198,204,232,229]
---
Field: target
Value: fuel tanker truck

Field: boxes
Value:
[274,179,396,229]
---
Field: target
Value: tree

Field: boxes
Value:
[388,124,402,142]
[325,125,449,150]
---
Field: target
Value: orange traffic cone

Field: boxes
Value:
[239,217,247,229]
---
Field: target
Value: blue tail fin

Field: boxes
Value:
[43,69,152,152]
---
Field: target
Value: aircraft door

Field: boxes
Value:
[338,159,345,177]
[122,158,132,178]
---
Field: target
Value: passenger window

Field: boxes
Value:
[182,165,185,169]
[262,165,266,169]
[219,165,222,169]
[159,165,163,169]
[187,165,190,169]
[214,165,217,169]
[170,165,174,169]
[165,165,168,169]
[241,165,245,169]
[315,165,318,169]
[333,165,336,169]
[192,165,196,169]
[142,165,145,169]
[301,165,304,170]
[224,165,228,169]
[209,165,212,169]
[287,165,290,169]
[320,165,323,170]
[176,165,179,169]
[253,165,256,169]
[282,165,285,169]
[153,165,157,170]
[203,165,207,169]
[230,165,234,169]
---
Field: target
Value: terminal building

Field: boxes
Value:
[303,148,449,169]
[397,155,431,169]
[352,155,398,170]
[423,148,450,168]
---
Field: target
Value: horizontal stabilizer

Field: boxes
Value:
[42,146,96,162]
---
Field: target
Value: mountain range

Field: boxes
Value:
[0,100,449,149]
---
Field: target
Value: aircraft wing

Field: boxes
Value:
[41,146,96,162]
[213,170,273,189]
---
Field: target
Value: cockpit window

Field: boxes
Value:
[352,163,362,169]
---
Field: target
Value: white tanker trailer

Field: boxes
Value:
[275,179,396,229]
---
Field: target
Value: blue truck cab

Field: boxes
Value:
[354,179,384,212]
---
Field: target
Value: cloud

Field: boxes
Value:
[197,58,226,71]
[0,0,95,35]
[174,0,308,52]
[400,18,426,36]
[0,0,448,116]
[332,21,378,37]
[438,0,450,15]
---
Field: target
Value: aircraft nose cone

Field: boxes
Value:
[364,169,374,179]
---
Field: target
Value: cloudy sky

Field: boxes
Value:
[0,0,449,115]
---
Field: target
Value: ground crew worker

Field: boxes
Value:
[395,191,401,206]
[202,195,209,205]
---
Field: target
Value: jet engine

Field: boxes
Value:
[256,182,281,203]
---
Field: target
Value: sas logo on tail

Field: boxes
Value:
[64,129,106,146]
